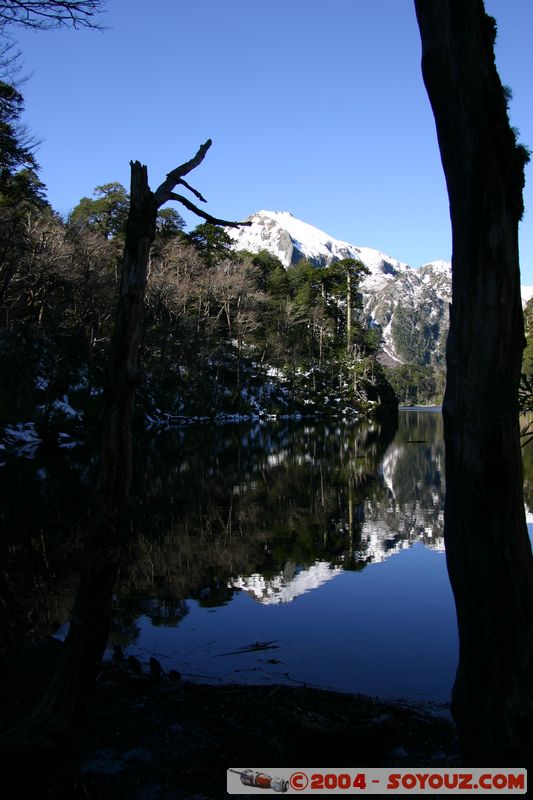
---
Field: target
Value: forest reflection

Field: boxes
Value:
[0,411,462,697]
[113,412,447,641]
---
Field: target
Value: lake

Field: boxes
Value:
[112,409,457,703]
[7,408,529,703]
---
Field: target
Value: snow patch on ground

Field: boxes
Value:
[3,422,42,458]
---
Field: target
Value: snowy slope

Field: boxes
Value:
[522,286,533,305]
[231,561,343,605]
[227,210,410,294]
[227,211,446,363]
[227,211,531,365]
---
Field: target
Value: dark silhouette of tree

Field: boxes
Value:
[0,0,105,75]
[415,0,533,766]
[0,0,104,31]
[0,140,249,760]
[0,80,42,202]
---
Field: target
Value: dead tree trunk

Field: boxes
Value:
[0,141,249,759]
[415,0,533,765]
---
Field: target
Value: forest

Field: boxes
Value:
[0,100,396,451]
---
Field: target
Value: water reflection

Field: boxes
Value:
[364,409,445,560]
[113,411,456,700]
[1,411,458,700]
[119,413,445,604]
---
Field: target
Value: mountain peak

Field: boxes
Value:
[227,210,410,294]
[256,210,295,219]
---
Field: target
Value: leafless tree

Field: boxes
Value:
[0,140,249,760]
[0,0,105,31]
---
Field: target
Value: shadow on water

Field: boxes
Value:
[0,411,460,699]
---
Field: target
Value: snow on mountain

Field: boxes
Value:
[228,211,447,364]
[417,260,452,304]
[231,560,343,605]
[522,286,533,306]
[227,210,410,294]
[365,262,451,366]
[228,211,530,365]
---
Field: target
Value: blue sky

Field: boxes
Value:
[12,0,533,280]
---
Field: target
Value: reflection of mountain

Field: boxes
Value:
[115,418,396,624]
[232,560,343,604]
[358,410,445,563]
[113,413,449,624]
[226,413,445,604]
[1,408,450,655]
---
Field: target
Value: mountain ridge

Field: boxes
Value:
[227,210,533,367]
[227,210,450,365]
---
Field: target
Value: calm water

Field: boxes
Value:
[113,410,458,702]
[13,409,528,702]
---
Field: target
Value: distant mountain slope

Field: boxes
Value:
[227,211,450,365]
[365,262,450,367]
[228,211,532,367]
[227,210,411,294]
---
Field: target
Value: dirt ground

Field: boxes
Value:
[0,641,459,799]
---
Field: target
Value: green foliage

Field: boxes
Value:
[391,303,444,367]
[155,207,185,240]
[186,222,233,266]
[522,297,533,380]
[68,181,129,239]
[386,364,444,406]
[1,161,397,431]
[237,249,285,291]
[0,80,45,207]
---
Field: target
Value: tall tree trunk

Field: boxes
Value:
[346,268,352,354]
[0,161,156,757]
[415,0,533,765]
[0,141,249,763]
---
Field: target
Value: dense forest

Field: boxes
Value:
[0,81,399,453]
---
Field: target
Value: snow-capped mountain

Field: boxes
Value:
[228,210,533,366]
[231,560,343,605]
[227,210,449,365]
[365,260,451,366]
[227,210,411,295]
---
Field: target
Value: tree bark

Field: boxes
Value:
[0,161,156,757]
[0,142,249,762]
[415,0,533,766]
[346,269,352,353]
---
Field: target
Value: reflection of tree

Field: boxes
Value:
[521,414,533,513]
[0,449,92,658]
[1,413,454,656]
[117,419,396,621]
[1,417,403,651]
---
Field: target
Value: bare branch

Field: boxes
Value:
[177,178,207,204]
[154,139,212,208]
[0,1,106,31]
[167,193,251,229]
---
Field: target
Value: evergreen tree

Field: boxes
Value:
[68,182,129,239]
[522,297,533,378]
[0,80,45,206]
[155,207,185,240]
[186,222,233,266]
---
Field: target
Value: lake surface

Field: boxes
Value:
[113,410,458,702]
[9,408,529,703]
